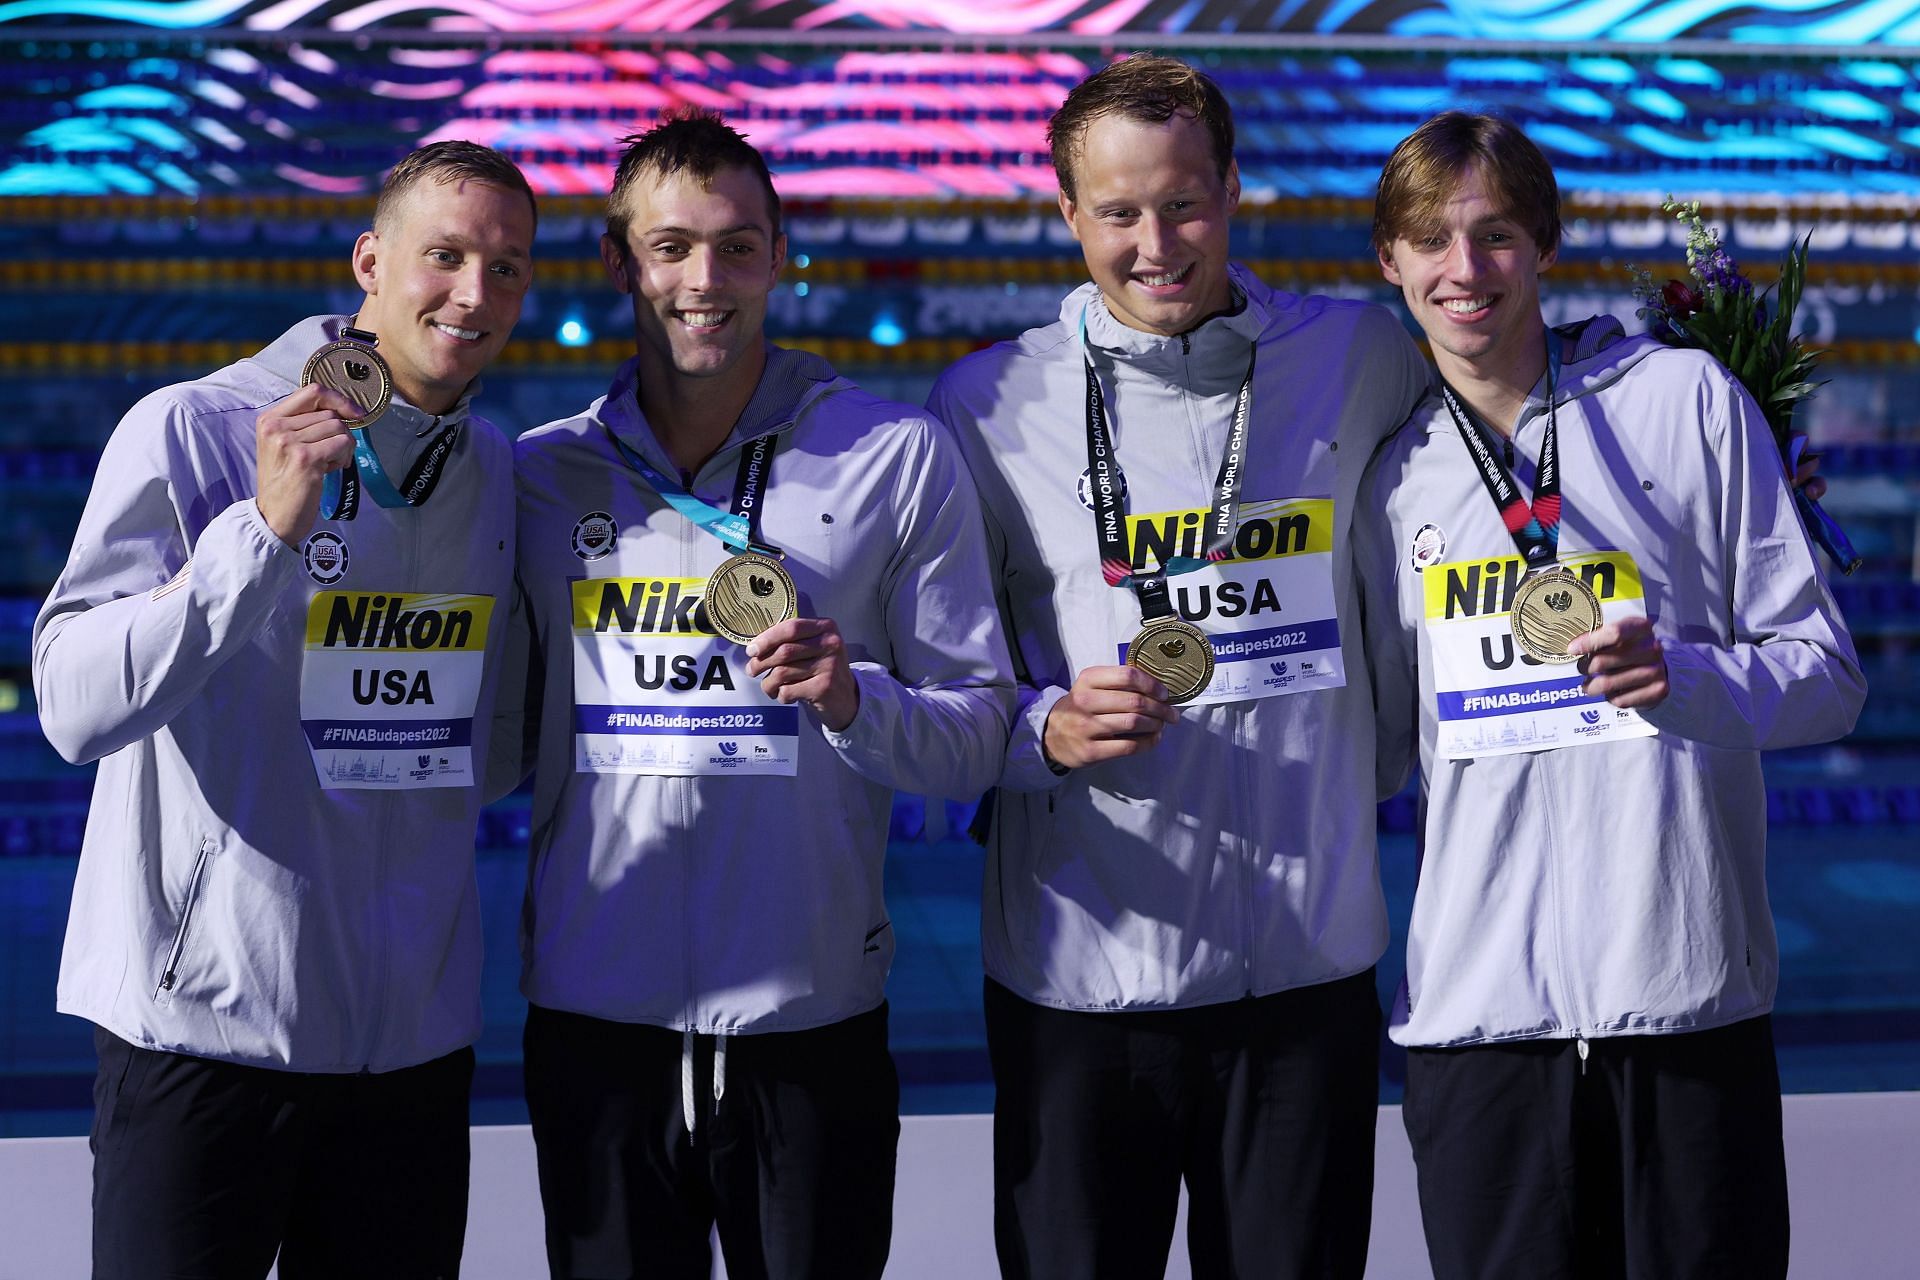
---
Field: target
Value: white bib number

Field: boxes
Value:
[571,576,798,776]
[300,591,493,789]
[1422,550,1658,759]
[1108,497,1347,707]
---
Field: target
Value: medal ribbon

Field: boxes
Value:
[1439,333,1564,570]
[318,328,461,521]
[1079,307,1255,622]
[601,406,781,558]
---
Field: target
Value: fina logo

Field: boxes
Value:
[1580,709,1602,725]
[718,741,739,757]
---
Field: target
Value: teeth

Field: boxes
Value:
[434,322,481,340]
[1138,266,1190,288]
[1442,298,1491,315]
[680,311,727,329]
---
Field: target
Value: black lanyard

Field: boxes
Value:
[605,425,781,558]
[1438,335,1564,570]
[1080,312,1255,622]
[320,417,461,522]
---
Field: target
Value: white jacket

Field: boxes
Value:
[929,268,1431,1010]
[1357,317,1866,1047]
[35,316,516,1072]
[512,347,1012,1033]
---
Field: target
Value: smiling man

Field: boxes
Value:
[33,141,534,1279]
[507,109,1010,1280]
[927,57,1431,1279]
[1360,111,1865,1279]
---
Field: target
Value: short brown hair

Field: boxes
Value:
[1372,112,1561,258]
[375,140,537,233]
[1048,54,1235,204]
[606,108,782,255]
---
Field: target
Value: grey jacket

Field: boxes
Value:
[929,268,1431,1010]
[35,315,516,1072]
[512,347,1012,1033]
[1357,317,1866,1047]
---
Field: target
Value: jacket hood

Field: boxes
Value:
[249,314,479,438]
[1549,314,1663,408]
[1059,263,1276,361]
[594,344,849,472]
[1418,314,1665,436]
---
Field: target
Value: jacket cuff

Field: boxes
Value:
[818,661,896,768]
[1000,684,1070,792]
[1632,641,1703,741]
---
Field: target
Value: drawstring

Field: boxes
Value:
[681,1027,697,1141]
[679,1027,731,1144]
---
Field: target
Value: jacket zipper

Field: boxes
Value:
[1176,330,1253,988]
[157,838,213,994]
[1538,762,1587,1054]
[680,508,698,1036]
[363,498,417,1064]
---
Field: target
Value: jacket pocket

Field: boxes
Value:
[153,837,213,1006]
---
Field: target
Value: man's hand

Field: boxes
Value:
[1789,432,1827,502]
[1041,664,1181,770]
[256,385,358,547]
[1569,616,1669,710]
[746,617,860,732]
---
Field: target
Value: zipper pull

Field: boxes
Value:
[1576,1035,1590,1075]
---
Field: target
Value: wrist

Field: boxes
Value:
[1039,702,1073,775]
[820,668,860,733]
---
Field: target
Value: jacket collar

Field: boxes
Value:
[1422,314,1662,436]
[596,343,847,478]
[1064,264,1270,385]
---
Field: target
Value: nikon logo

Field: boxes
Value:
[1441,560,1616,620]
[322,595,474,649]
[581,578,714,637]
[1128,509,1311,571]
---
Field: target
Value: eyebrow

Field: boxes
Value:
[640,223,768,240]
[424,230,530,260]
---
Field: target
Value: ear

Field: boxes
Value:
[351,229,380,295]
[600,233,632,295]
[1056,188,1083,244]
[1378,244,1404,289]
[1537,241,1559,275]
[769,231,789,285]
[1223,160,1241,216]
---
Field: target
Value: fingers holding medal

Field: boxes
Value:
[705,551,798,646]
[301,334,393,429]
[1510,566,1604,665]
[1125,617,1216,705]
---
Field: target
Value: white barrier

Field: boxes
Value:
[3,1095,1917,1279]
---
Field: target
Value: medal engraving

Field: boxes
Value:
[302,336,393,429]
[1126,617,1216,705]
[1510,566,1604,665]
[704,551,798,645]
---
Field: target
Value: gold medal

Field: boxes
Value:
[704,551,798,645]
[301,333,392,429]
[1126,617,1215,704]
[1510,566,1604,665]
